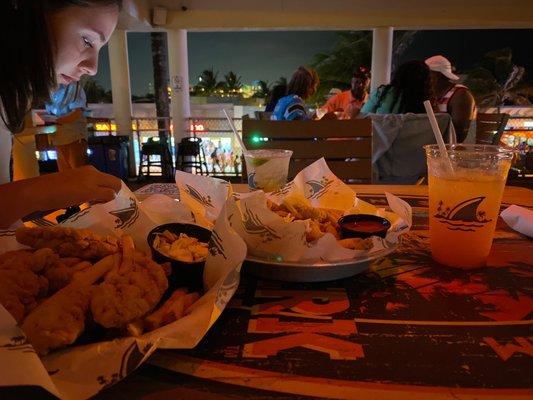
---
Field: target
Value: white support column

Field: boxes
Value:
[370,27,394,93]
[107,29,135,177]
[167,29,191,154]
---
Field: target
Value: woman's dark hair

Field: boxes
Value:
[0,0,121,133]
[265,84,287,112]
[287,66,319,100]
[377,60,432,114]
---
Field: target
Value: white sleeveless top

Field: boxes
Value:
[436,84,467,112]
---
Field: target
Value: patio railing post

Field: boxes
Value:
[168,29,191,167]
[108,29,135,178]
[370,27,394,94]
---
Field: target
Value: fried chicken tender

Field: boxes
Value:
[15,226,119,261]
[0,249,57,323]
[269,195,344,242]
[21,254,117,355]
[91,236,168,328]
[43,259,92,293]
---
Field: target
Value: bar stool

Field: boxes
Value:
[176,137,208,175]
[138,137,173,177]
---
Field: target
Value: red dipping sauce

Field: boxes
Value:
[338,214,391,239]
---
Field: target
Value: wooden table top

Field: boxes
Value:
[99,183,533,400]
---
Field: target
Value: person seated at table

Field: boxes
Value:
[361,60,433,115]
[0,0,122,229]
[264,84,287,113]
[323,65,371,119]
[425,55,476,142]
[271,66,319,121]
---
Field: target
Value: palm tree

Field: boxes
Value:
[252,80,270,98]
[274,77,288,87]
[150,32,172,178]
[83,77,112,103]
[309,30,417,104]
[194,68,219,96]
[465,48,531,107]
[224,71,243,96]
[310,31,372,103]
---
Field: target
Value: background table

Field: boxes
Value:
[97,184,532,400]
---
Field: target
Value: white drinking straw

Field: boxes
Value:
[223,109,250,156]
[423,100,454,175]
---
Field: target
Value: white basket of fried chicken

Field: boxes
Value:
[0,226,206,356]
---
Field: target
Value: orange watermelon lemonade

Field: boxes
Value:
[425,145,513,269]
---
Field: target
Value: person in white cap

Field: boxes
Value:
[425,55,476,142]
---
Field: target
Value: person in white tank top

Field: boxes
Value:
[425,55,476,143]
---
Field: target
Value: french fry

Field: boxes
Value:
[183,293,200,315]
[120,235,135,273]
[72,254,118,285]
[125,319,144,337]
[144,288,189,331]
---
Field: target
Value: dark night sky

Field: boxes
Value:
[92,29,533,97]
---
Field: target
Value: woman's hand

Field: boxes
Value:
[36,165,121,210]
[0,166,122,228]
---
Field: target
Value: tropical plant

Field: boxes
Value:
[83,78,112,103]
[310,31,372,101]
[252,80,270,98]
[274,76,288,87]
[193,68,220,96]
[309,30,418,104]
[150,31,172,178]
[224,71,243,95]
[465,48,531,107]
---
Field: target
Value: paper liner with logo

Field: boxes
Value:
[233,158,412,263]
[176,159,411,263]
[0,183,246,399]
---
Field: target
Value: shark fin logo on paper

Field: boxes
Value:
[243,205,281,242]
[216,269,240,309]
[63,208,91,224]
[1,335,35,354]
[109,197,139,229]
[247,172,257,189]
[208,230,227,260]
[271,181,295,197]
[306,177,334,200]
[0,229,15,238]
[185,184,214,208]
[435,196,492,232]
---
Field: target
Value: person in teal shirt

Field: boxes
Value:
[361,61,433,115]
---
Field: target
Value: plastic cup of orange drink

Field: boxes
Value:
[424,144,513,269]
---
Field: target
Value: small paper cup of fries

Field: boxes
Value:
[147,223,212,291]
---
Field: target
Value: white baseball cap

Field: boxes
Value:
[425,55,459,81]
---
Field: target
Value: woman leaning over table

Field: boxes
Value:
[0,0,122,229]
